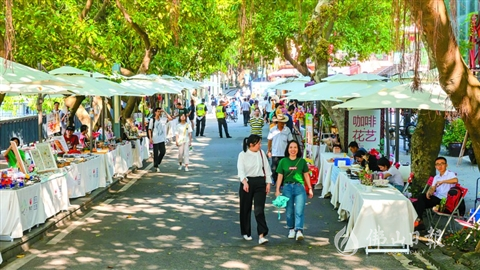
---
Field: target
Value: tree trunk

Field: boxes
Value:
[64,96,85,127]
[407,1,480,184]
[0,93,5,107]
[122,97,140,123]
[312,57,346,147]
[410,110,445,196]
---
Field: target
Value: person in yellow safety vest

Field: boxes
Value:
[195,98,207,137]
[216,100,232,138]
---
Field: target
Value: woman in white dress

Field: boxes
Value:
[176,114,193,171]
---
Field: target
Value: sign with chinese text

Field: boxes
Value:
[348,110,382,152]
[304,113,314,163]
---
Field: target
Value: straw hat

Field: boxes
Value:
[274,108,289,122]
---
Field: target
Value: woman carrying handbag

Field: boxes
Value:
[237,134,272,245]
[275,140,314,241]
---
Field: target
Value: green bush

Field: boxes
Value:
[442,118,471,148]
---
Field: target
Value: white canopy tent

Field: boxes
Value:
[332,83,455,111]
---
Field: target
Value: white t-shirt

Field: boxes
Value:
[175,122,193,144]
[386,166,404,186]
[267,126,293,157]
[149,118,166,144]
[433,170,457,199]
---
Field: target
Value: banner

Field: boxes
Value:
[348,110,382,153]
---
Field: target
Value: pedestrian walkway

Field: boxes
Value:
[1,113,467,269]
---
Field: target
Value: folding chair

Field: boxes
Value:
[409,176,434,203]
[430,185,468,244]
[455,204,480,228]
[402,172,414,194]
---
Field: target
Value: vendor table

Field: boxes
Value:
[65,156,102,199]
[332,172,417,253]
[318,152,345,196]
[132,139,143,168]
[115,142,133,175]
[0,172,68,241]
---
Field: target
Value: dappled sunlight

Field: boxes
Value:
[135,247,162,253]
[182,236,204,249]
[170,226,183,231]
[38,247,78,257]
[75,256,102,263]
[41,258,72,267]
[285,258,312,267]
[220,261,250,269]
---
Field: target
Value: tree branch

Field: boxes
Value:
[279,39,310,76]
[114,0,153,73]
[94,0,110,22]
[114,0,150,49]
[79,0,94,21]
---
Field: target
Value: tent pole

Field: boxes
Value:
[395,109,400,162]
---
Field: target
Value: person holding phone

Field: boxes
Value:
[148,107,172,173]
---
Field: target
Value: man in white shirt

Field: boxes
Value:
[267,111,293,185]
[241,98,251,126]
[413,156,458,227]
[148,107,173,172]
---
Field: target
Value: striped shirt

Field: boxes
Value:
[249,116,264,136]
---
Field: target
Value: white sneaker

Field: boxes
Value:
[243,235,252,241]
[156,168,160,173]
[185,167,189,172]
[258,237,269,245]
[178,165,182,171]
[296,231,304,241]
[288,229,296,239]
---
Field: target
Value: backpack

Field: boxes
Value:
[148,118,156,139]
[444,184,466,215]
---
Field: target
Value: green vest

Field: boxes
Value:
[196,103,206,116]
[216,105,225,118]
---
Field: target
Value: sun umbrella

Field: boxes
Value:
[55,74,136,97]
[125,79,181,94]
[0,58,78,92]
[332,83,455,111]
[326,73,387,82]
[49,66,108,77]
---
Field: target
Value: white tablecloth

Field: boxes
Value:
[0,183,45,239]
[132,139,143,168]
[65,156,102,198]
[40,172,69,218]
[318,153,345,196]
[334,172,418,251]
[139,137,150,160]
[115,142,133,174]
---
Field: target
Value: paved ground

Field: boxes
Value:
[2,113,474,269]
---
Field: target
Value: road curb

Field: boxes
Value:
[0,167,138,266]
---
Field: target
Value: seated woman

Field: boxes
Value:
[377,157,404,192]
[3,137,26,168]
[353,150,380,171]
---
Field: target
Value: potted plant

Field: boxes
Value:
[442,118,470,157]
[358,170,373,192]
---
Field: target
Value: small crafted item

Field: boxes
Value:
[272,195,290,220]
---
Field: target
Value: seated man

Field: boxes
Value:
[348,141,367,156]
[413,157,458,229]
[64,126,80,154]
[353,150,380,171]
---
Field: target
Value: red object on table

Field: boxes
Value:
[304,164,319,191]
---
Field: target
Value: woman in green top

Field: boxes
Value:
[3,137,26,169]
[275,140,313,241]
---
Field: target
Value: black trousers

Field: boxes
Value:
[152,142,166,168]
[243,111,250,125]
[413,193,441,220]
[271,156,284,185]
[217,118,230,137]
[239,177,268,237]
[196,117,206,136]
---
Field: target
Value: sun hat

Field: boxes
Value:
[274,108,289,123]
